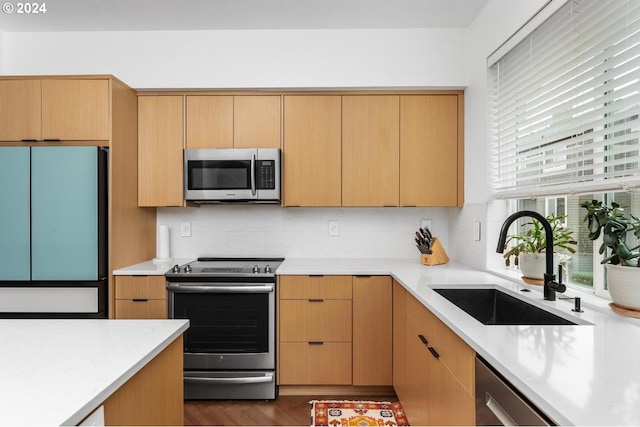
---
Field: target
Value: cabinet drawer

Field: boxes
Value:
[279,342,352,385]
[115,299,167,319]
[279,275,352,299]
[280,300,352,342]
[405,291,474,394]
[115,276,166,300]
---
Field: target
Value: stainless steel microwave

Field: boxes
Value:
[184,148,281,203]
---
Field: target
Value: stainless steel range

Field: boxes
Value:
[165,257,283,400]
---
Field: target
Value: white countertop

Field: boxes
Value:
[113,258,194,276]
[113,256,640,425]
[278,258,640,426]
[0,319,189,426]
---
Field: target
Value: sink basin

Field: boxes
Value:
[433,288,577,325]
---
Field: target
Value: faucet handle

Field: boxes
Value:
[557,263,562,284]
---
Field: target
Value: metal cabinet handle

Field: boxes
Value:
[308,341,324,345]
[308,299,324,302]
[428,346,440,359]
[418,334,429,345]
[132,299,149,302]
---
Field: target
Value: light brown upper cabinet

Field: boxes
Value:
[185,95,281,149]
[0,80,41,141]
[138,95,184,207]
[400,95,463,207]
[186,95,234,148]
[283,95,342,207]
[0,78,109,141]
[342,95,400,207]
[234,96,281,149]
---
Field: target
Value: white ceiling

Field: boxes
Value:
[0,0,489,32]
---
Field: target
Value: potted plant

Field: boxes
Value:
[582,200,640,311]
[502,214,577,281]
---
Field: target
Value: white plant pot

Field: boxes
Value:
[519,253,559,280]
[606,264,640,311]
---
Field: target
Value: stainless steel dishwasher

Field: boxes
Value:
[475,356,556,426]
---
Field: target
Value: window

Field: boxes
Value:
[489,0,640,298]
[489,0,640,199]
[508,191,640,296]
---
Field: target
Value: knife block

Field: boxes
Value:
[420,237,449,266]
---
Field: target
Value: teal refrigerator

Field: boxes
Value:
[0,146,108,318]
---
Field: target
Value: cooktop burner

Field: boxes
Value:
[165,257,284,279]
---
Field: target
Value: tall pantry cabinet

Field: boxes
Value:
[0,75,156,319]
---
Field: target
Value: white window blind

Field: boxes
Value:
[490,0,640,198]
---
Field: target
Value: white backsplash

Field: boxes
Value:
[157,205,451,260]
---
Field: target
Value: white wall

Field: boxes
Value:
[447,0,547,269]
[0,31,4,71]
[158,206,449,259]
[3,28,467,88]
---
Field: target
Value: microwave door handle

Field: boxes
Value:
[250,153,257,196]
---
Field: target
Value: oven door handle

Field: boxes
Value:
[185,375,274,385]
[167,283,274,293]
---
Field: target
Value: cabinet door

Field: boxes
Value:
[279,275,352,300]
[352,276,392,386]
[138,96,184,207]
[342,95,399,206]
[402,319,430,426]
[0,80,41,141]
[400,95,460,207]
[115,300,167,320]
[0,147,31,280]
[234,96,281,148]
[185,95,233,149]
[392,280,408,397]
[283,95,342,206]
[429,361,475,426]
[279,342,352,385]
[31,147,99,280]
[279,299,352,342]
[41,79,110,141]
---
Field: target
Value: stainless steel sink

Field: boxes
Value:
[433,288,577,326]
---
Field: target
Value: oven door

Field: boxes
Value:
[167,282,275,370]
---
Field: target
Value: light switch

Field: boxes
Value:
[473,221,481,241]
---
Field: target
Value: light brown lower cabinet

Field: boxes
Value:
[279,342,352,385]
[352,276,392,386]
[278,275,353,385]
[102,335,183,426]
[114,276,167,319]
[278,275,393,388]
[393,280,476,426]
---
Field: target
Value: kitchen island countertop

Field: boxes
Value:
[0,318,189,426]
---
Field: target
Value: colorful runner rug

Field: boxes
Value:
[310,400,409,426]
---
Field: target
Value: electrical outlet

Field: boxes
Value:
[328,220,340,237]
[420,219,432,230]
[180,221,192,237]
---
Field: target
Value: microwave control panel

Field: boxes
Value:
[256,160,276,189]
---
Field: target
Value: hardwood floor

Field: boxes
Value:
[184,395,398,426]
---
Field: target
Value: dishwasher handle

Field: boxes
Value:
[486,392,517,426]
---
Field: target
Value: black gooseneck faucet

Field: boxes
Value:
[496,210,567,301]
